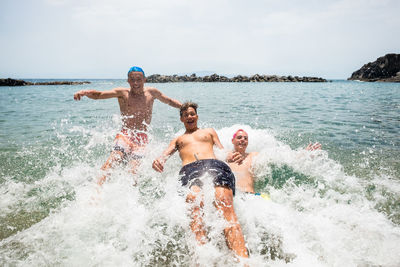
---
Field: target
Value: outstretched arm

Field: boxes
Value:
[152,138,178,172]
[73,88,125,101]
[151,88,182,108]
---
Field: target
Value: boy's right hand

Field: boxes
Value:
[74,90,92,100]
[74,90,86,100]
[152,157,165,172]
[306,142,322,151]
[227,152,244,164]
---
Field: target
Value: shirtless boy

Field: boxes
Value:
[227,129,322,194]
[152,102,249,260]
[73,66,182,185]
[226,129,258,194]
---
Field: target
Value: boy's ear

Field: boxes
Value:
[180,116,184,122]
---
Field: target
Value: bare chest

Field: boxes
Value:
[119,92,154,115]
[177,131,212,150]
[229,156,252,172]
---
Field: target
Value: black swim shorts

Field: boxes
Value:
[179,159,236,195]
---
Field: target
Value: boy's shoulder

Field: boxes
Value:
[193,128,215,136]
[204,128,218,135]
[143,86,159,94]
[199,127,214,131]
[114,87,130,92]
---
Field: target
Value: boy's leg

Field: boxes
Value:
[127,144,146,176]
[214,186,249,258]
[97,150,124,186]
[128,159,140,174]
[127,157,141,186]
[186,185,207,245]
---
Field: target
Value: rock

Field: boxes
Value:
[0,78,31,86]
[33,81,91,85]
[348,53,400,82]
[145,73,327,83]
[2,73,327,86]
[0,78,90,86]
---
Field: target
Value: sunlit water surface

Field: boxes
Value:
[0,80,399,266]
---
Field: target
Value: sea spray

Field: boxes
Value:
[1,123,400,266]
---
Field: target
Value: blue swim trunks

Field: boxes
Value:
[179,159,236,195]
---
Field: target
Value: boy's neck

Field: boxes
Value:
[185,127,199,134]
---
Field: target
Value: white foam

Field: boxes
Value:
[1,125,400,266]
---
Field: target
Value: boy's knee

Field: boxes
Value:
[112,150,125,160]
[186,185,202,202]
[186,193,197,203]
[224,222,241,233]
[214,187,233,207]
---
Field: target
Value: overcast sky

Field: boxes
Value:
[0,0,399,79]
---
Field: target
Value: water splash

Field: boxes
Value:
[1,124,400,266]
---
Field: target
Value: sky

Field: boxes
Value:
[0,0,399,79]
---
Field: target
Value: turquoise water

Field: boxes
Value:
[1,80,399,266]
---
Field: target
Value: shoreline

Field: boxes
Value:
[0,74,328,86]
[0,78,90,86]
[145,73,328,83]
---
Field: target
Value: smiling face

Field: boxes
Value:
[127,71,145,90]
[180,107,198,131]
[232,130,248,153]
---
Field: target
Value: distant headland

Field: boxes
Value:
[0,78,90,86]
[348,53,400,82]
[145,73,327,83]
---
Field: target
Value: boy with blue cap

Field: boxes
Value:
[74,66,182,185]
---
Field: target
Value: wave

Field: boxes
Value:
[1,124,400,266]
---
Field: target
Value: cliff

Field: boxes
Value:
[348,54,400,82]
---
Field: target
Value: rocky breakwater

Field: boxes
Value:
[0,78,90,86]
[146,73,327,83]
[348,53,400,82]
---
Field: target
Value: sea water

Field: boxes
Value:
[0,80,399,266]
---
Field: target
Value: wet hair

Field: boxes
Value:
[232,129,248,140]
[127,66,145,77]
[180,101,198,117]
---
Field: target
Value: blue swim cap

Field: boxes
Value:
[127,66,145,77]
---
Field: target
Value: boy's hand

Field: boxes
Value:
[152,157,165,172]
[306,142,322,151]
[227,152,244,164]
[74,90,88,100]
